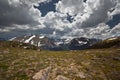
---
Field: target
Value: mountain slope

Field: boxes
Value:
[0,41,39,50]
[69,37,101,50]
[10,35,56,50]
[90,36,120,49]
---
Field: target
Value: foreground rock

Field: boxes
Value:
[32,67,51,80]
[55,75,69,80]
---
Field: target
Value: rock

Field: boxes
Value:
[76,72,86,79]
[1,49,10,54]
[81,61,90,67]
[67,63,79,74]
[55,75,69,80]
[32,67,51,80]
[52,68,61,78]
[113,57,120,61]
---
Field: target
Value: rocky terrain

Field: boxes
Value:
[0,40,120,80]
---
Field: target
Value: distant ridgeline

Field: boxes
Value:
[9,35,102,50]
[1,35,119,50]
[90,36,120,49]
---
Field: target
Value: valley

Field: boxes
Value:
[0,45,120,80]
[0,0,120,80]
[0,36,120,80]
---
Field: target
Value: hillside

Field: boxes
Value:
[0,41,39,50]
[10,35,56,50]
[90,37,120,49]
[0,41,120,80]
[69,37,100,50]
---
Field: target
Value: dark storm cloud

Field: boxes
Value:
[79,0,116,28]
[0,0,40,28]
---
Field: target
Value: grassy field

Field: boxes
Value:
[0,47,120,80]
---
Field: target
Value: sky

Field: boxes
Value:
[0,0,120,39]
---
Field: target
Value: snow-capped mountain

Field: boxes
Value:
[10,35,71,50]
[10,35,101,50]
[69,37,101,50]
[10,35,56,50]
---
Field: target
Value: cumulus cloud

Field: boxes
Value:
[0,0,120,39]
[61,23,111,39]
[0,0,49,29]
[110,0,120,15]
[80,0,116,27]
[56,0,84,16]
[110,23,120,36]
[56,0,116,28]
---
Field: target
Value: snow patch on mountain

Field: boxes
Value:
[38,42,45,47]
[25,35,36,43]
[55,41,63,46]
[78,41,87,45]
[9,37,16,41]
[39,36,45,39]
[108,37,117,40]
[64,38,72,44]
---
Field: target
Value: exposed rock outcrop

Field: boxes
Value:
[32,67,51,80]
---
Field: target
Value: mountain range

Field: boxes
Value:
[9,35,103,50]
[9,35,120,50]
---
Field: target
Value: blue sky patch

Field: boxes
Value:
[107,14,120,28]
[67,13,74,23]
[34,0,60,17]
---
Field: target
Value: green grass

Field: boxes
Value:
[0,46,120,80]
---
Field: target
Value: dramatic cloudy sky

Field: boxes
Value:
[0,0,120,39]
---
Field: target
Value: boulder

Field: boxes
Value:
[32,67,51,80]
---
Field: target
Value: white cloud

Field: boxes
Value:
[56,0,116,28]
[110,0,120,15]
[0,0,120,39]
[0,0,48,29]
[61,23,111,39]
[110,23,120,36]
[78,0,116,27]
[56,0,84,16]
